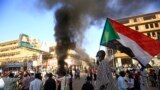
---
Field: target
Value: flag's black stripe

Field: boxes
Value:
[106,40,145,67]
[106,40,135,58]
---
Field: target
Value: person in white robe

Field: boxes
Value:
[140,68,149,90]
[95,50,117,90]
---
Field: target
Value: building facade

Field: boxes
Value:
[0,34,91,72]
[114,11,160,68]
[0,34,49,71]
[47,47,92,71]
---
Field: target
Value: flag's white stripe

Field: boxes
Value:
[117,33,152,66]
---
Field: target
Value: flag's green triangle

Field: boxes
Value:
[100,18,120,46]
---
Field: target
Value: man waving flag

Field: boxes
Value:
[100,18,160,66]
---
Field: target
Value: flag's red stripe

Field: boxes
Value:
[109,18,160,56]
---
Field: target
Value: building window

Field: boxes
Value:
[152,32,156,37]
[145,24,149,29]
[157,31,160,41]
[135,26,139,30]
[143,15,156,20]
[119,19,129,24]
[147,32,151,37]
[121,58,133,65]
[133,18,137,22]
[150,23,154,28]
[155,22,159,27]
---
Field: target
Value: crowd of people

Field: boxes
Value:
[0,68,74,90]
[82,65,160,90]
[0,66,87,90]
[0,50,160,90]
[81,50,160,90]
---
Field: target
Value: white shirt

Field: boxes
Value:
[118,76,127,90]
[128,78,134,88]
[140,70,148,90]
[29,79,43,90]
[0,78,4,88]
[58,75,70,90]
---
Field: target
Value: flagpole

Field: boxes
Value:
[112,49,115,68]
[98,45,101,51]
[107,47,117,89]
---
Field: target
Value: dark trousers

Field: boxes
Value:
[128,88,135,90]
[22,89,29,90]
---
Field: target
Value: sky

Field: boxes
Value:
[0,0,103,58]
[0,0,54,42]
[1,0,160,58]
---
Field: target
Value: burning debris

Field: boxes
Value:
[38,0,160,74]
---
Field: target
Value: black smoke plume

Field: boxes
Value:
[54,7,77,74]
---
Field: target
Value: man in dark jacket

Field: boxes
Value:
[44,73,56,90]
[81,76,94,90]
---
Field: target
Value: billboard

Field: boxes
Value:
[19,34,49,52]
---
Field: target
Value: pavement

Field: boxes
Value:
[72,73,86,90]
[72,73,159,90]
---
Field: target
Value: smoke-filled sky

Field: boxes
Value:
[0,0,160,57]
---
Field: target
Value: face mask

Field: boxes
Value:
[96,56,100,61]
